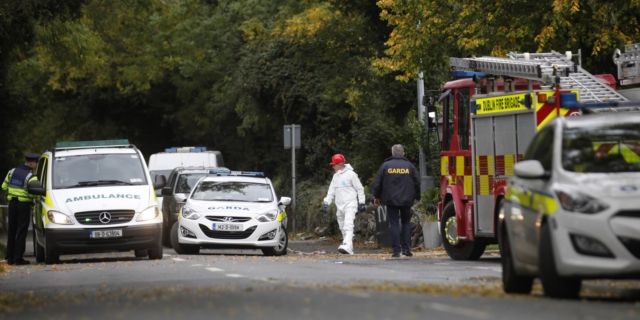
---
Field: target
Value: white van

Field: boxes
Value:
[148,147,224,208]
[27,140,167,264]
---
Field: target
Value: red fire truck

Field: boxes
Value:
[435,50,632,260]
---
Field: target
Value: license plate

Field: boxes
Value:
[90,230,123,238]
[212,223,242,231]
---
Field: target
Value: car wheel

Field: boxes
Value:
[500,223,533,294]
[134,249,148,258]
[44,239,59,265]
[539,221,581,299]
[170,222,200,255]
[35,234,45,263]
[147,237,164,260]
[262,227,288,256]
[441,201,486,260]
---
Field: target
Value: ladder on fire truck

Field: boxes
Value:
[450,49,640,112]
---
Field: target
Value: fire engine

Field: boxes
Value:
[434,49,640,260]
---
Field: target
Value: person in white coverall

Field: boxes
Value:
[322,154,366,254]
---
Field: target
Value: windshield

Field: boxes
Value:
[151,170,172,196]
[53,153,148,189]
[562,123,640,173]
[191,181,273,202]
[175,173,207,193]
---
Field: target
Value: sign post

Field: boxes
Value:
[284,125,301,233]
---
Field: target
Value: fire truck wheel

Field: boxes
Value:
[440,201,486,260]
[539,221,581,299]
[500,223,533,294]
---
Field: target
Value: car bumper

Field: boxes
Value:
[177,218,282,248]
[45,223,161,254]
[552,206,640,278]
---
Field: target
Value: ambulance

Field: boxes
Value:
[27,140,167,264]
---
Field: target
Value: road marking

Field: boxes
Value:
[172,258,186,262]
[206,267,224,272]
[474,266,502,272]
[226,274,242,278]
[425,302,489,319]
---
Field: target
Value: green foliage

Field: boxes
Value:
[413,187,440,222]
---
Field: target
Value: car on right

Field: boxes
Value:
[499,111,640,298]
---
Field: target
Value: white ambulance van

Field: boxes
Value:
[148,147,224,208]
[27,140,167,264]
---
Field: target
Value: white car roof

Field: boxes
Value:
[52,148,138,157]
[200,175,269,184]
[561,111,640,129]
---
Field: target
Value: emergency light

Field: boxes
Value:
[55,139,130,148]
[164,146,207,153]
[209,170,265,177]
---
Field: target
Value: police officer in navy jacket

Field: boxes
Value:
[373,144,420,258]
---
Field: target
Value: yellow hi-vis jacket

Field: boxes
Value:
[2,165,38,202]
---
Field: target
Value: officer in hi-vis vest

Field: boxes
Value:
[2,153,40,265]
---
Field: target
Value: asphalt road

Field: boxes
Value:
[1,237,640,319]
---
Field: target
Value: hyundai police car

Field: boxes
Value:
[499,112,640,298]
[170,170,290,256]
[27,140,167,264]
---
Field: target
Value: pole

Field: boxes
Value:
[291,125,297,234]
[417,71,428,195]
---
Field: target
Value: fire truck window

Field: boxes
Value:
[443,92,454,151]
[524,125,555,171]
[457,88,470,150]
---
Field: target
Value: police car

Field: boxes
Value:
[27,140,167,264]
[499,112,640,298]
[170,170,290,256]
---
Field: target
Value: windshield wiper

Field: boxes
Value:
[75,180,134,186]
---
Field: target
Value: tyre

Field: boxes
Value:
[45,240,59,265]
[500,222,533,294]
[134,249,148,258]
[441,201,486,260]
[262,227,288,256]
[539,221,581,299]
[170,222,200,255]
[147,236,164,260]
[35,232,45,263]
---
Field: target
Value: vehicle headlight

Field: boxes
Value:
[556,190,609,214]
[256,209,278,222]
[181,206,201,220]
[137,206,160,221]
[48,210,74,225]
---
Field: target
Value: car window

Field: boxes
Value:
[175,173,207,194]
[524,125,555,171]
[192,181,273,202]
[562,123,640,173]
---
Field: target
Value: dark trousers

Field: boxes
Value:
[6,200,31,262]
[387,205,411,254]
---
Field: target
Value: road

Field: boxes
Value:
[1,239,640,319]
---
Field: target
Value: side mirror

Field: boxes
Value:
[514,160,549,179]
[153,174,167,190]
[279,197,291,206]
[27,180,45,196]
[161,187,172,196]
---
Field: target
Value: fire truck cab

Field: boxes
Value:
[437,50,630,260]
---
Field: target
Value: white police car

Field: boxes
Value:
[170,170,290,256]
[499,111,640,299]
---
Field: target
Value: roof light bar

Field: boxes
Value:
[55,139,130,148]
[164,146,207,153]
[209,170,265,177]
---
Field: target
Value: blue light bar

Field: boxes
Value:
[451,70,486,78]
[164,146,208,153]
[209,170,265,177]
[56,139,130,148]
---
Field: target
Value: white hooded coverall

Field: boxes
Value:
[323,164,365,254]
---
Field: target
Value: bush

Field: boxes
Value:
[413,187,440,223]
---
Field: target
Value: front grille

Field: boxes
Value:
[615,211,640,218]
[618,237,640,259]
[205,216,252,223]
[199,224,256,239]
[75,210,135,225]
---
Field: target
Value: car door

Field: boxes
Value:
[33,156,49,245]
[509,125,556,264]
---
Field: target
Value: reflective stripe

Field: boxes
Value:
[507,184,557,215]
[277,211,287,222]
